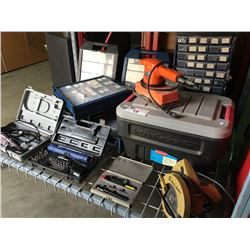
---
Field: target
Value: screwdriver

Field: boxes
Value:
[102,175,137,191]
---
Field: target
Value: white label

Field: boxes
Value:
[189,37,197,43]
[216,72,225,78]
[197,55,205,61]
[187,62,195,67]
[188,55,195,60]
[126,106,149,116]
[196,63,204,69]
[206,71,214,77]
[203,86,211,92]
[189,46,197,52]
[162,157,177,167]
[199,37,208,44]
[221,37,231,44]
[198,46,206,52]
[211,38,219,44]
[204,79,211,84]
[221,47,230,53]
[194,78,202,84]
[207,63,215,69]
[219,56,228,62]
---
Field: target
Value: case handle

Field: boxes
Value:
[224,105,234,123]
[125,94,136,103]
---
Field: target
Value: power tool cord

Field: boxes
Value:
[197,172,236,206]
[161,170,235,207]
[2,120,41,144]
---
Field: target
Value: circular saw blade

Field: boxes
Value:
[160,173,191,218]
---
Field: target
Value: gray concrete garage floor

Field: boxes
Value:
[0,61,114,218]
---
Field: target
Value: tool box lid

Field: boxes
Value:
[116,92,234,139]
[16,87,63,136]
[109,156,153,183]
[54,76,128,107]
[52,115,110,157]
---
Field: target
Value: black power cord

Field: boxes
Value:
[1,120,41,145]
[161,170,235,207]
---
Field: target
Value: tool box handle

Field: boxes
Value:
[130,49,169,62]
[76,120,99,135]
[222,105,234,127]
[90,42,110,51]
[224,105,234,123]
[124,94,137,103]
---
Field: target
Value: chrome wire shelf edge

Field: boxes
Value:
[0,153,140,218]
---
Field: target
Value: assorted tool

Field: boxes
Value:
[101,174,137,191]
[1,34,237,218]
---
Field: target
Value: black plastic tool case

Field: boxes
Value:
[52,115,111,157]
[0,87,63,161]
[29,115,112,182]
[116,93,234,169]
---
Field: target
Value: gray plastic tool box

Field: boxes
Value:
[78,42,118,81]
[91,156,153,208]
[0,87,63,161]
[51,115,111,157]
[116,92,234,169]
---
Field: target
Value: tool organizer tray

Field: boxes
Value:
[0,149,171,218]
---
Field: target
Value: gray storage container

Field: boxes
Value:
[116,92,234,169]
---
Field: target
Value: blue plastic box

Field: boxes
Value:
[53,76,130,120]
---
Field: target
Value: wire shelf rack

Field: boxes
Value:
[1,150,166,218]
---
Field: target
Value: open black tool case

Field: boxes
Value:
[0,87,63,161]
[29,115,111,182]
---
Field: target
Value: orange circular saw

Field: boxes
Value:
[158,159,221,218]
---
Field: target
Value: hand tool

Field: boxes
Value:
[102,174,137,191]
[47,143,92,164]
[96,184,129,201]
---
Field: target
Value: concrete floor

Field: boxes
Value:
[0,61,114,217]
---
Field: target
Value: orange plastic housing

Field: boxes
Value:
[135,81,180,106]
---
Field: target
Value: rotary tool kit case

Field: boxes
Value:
[91,156,153,208]
[52,75,130,120]
[0,87,63,161]
[29,115,111,181]
[116,92,234,169]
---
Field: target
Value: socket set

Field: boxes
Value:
[174,32,236,94]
